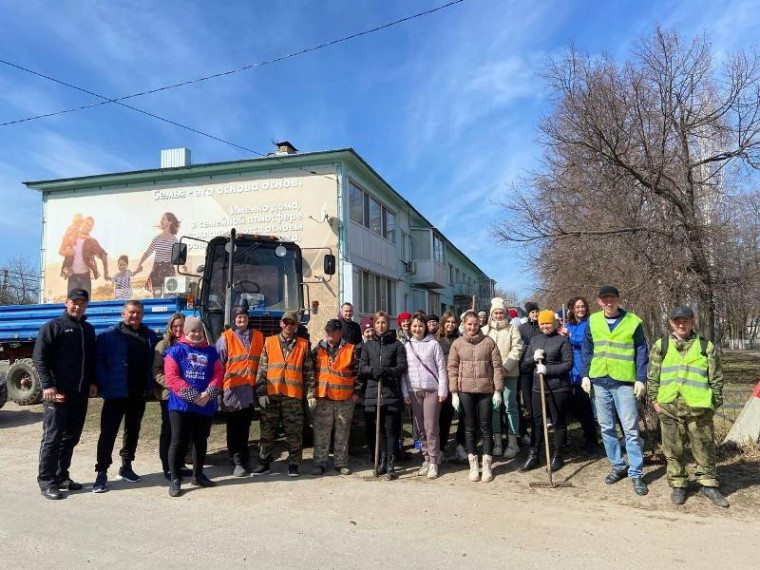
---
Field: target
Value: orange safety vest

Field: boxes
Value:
[221,328,264,391]
[265,335,308,399]
[315,342,356,401]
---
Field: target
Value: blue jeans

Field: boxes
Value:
[491,377,520,436]
[592,378,644,478]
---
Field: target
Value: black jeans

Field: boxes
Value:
[159,400,172,472]
[439,393,455,452]
[226,406,253,465]
[364,406,401,455]
[531,389,569,455]
[459,392,493,456]
[169,410,212,479]
[519,372,533,436]
[95,396,146,472]
[569,385,598,445]
[37,393,89,490]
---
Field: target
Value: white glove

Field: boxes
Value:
[258,395,269,409]
[536,364,546,376]
[581,377,591,394]
[452,393,461,412]
[307,398,317,410]
[533,349,545,361]
[492,391,503,410]
[634,381,646,399]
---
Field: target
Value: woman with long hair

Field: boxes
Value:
[436,311,466,460]
[137,212,181,298]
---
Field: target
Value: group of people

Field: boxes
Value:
[33,286,729,507]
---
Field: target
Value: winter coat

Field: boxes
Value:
[164,337,224,416]
[95,323,158,400]
[32,312,96,394]
[518,320,541,352]
[358,330,407,409]
[447,332,504,394]
[152,317,183,400]
[339,317,362,346]
[481,320,524,377]
[437,331,459,362]
[402,334,449,398]
[521,331,574,393]
[564,318,588,385]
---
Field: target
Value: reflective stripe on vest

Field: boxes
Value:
[222,328,264,391]
[656,336,712,408]
[588,311,642,382]
[315,343,355,401]
[265,335,307,399]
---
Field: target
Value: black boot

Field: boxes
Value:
[519,449,540,472]
[550,453,564,472]
[375,453,387,477]
[385,454,398,480]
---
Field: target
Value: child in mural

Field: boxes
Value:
[106,255,142,300]
[137,212,181,298]
[58,215,109,296]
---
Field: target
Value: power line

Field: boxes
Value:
[0,0,466,128]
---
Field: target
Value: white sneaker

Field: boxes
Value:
[456,444,468,461]
[504,435,519,459]
[468,454,480,482]
[427,463,439,480]
[417,461,429,477]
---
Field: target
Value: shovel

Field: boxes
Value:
[530,358,572,489]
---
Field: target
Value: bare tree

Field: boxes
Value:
[0,255,40,305]
[494,28,760,342]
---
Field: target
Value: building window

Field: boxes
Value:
[365,195,382,235]
[433,234,445,264]
[383,207,396,244]
[359,270,396,314]
[449,263,454,284]
[349,181,364,224]
[455,268,460,282]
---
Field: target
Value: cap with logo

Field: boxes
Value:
[324,319,342,332]
[67,288,89,301]
[281,311,299,323]
[669,306,695,320]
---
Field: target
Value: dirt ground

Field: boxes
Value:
[1,400,758,570]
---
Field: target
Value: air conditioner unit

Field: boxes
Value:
[405,261,416,274]
[164,276,190,294]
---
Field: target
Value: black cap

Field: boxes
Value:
[427,314,439,323]
[524,302,539,314]
[325,319,342,332]
[598,285,620,298]
[669,306,694,320]
[67,288,89,301]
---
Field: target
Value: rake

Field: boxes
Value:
[529,358,573,489]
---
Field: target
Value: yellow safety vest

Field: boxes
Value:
[656,336,712,408]
[588,311,642,382]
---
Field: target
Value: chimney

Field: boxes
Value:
[275,141,298,155]
[161,148,192,168]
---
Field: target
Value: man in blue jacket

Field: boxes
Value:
[92,300,158,492]
[581,286,649,496]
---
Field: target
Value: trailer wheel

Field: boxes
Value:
[7,359,42,405]
[0,380,7,410]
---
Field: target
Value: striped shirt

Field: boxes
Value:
[143,235,177,264]
[112,270,134,300]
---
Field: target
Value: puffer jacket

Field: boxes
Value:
[564,318,588,385]
[447,332,504,394]
[359,329,407,409]
[152,314,184,400]
[521,331,573,393]
[481,320,524,377]
[403,334,448,398]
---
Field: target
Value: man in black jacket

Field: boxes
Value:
[33,288,97,500]
[338,302,362,346]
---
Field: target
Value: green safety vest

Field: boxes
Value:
[588,311,642,382]
[656,336,712,409]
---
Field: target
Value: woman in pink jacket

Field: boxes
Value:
[403,315,448,479]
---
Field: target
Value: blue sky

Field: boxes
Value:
[1,0,758,297]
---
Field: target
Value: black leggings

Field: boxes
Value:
[159,400,172,472]
[226,406,253,465]
[530,389,569,454]
[519,372,533,436]
[459,392,493,456]
[168,411,212,479]
[364,406,401,455]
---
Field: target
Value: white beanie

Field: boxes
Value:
[184,315,203,334]
[490,297,506,317]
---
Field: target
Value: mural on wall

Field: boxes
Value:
[42,170,339,304]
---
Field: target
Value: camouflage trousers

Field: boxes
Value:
[259,395,303,465]
[658,395,718,488]
[313,398,355,468]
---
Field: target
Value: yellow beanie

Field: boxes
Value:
[538,309,556,325]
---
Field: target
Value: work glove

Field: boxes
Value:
[307,398,317,410]
[372,366,383,379]
[581,377,591,394]
[452,393,461,412]
[633,381,646,399]
[536,364,546,376]
[533,348,545,361]
[258,395,269,409]
[492,390,503,410]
